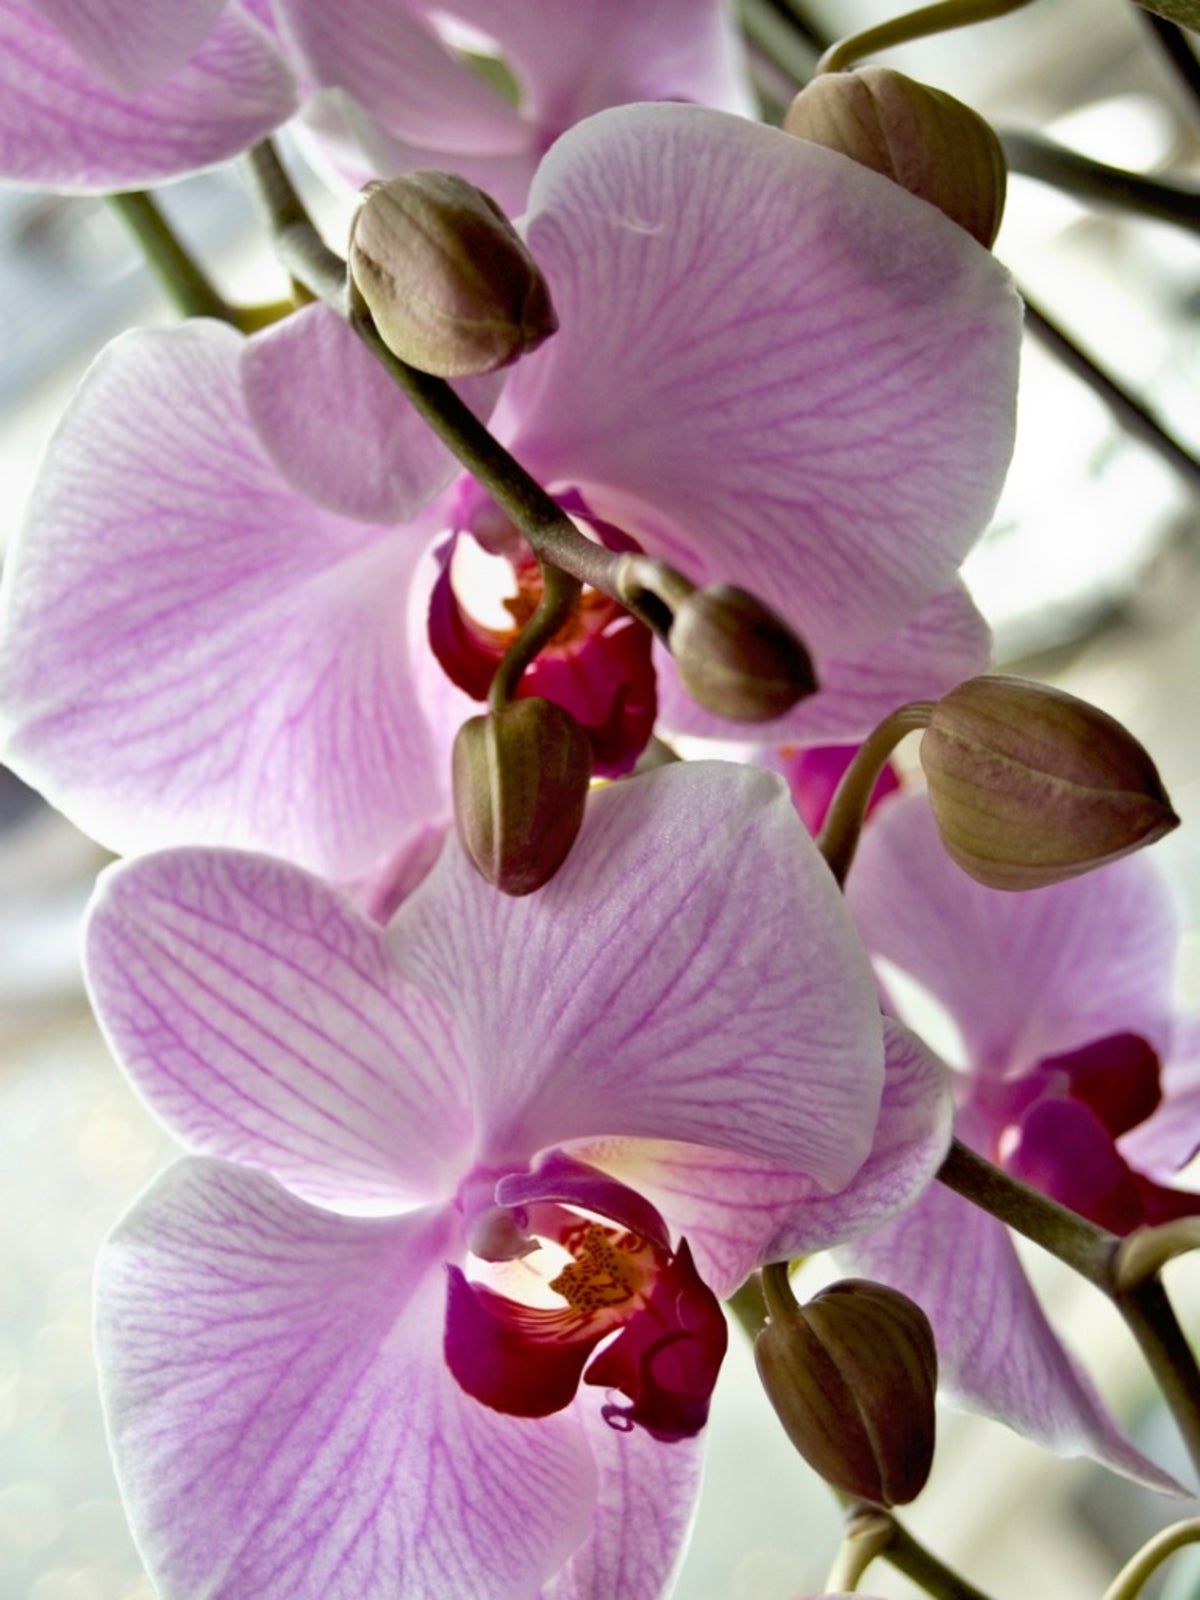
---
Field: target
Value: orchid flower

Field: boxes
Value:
[0,105,1021,878]
[278,0,752,214]
[85,763,951,1599]
[843,790,1193,1488]
[0,0,748,199]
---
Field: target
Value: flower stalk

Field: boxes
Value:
[1101,1517,1200,1600]
[816,0,1042,75]
[817,701,934,884]
[106,191,234,324]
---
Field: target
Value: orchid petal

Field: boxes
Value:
[407,0,753,125]
[241,304,503,523]
[0,321,447,878]
[848,794,1179,1075]
[655,582,991,746]
[275,0,530,154]
[85,847,473,1207]
[24,0,225,93]
[392,761,884,1190]
[507,106,1021,659]
[840,1179,1180,1490]
[97,1159,598,1599]
[1121,1018,1200,1178]
[0,3,296,192]
[566,1021,951,1297]
[540,1400,704,1600]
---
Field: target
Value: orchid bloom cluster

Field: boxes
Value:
[2,1,1199,1597]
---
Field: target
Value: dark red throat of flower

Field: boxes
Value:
[429,537,657,777]
[443,1207,727,1443]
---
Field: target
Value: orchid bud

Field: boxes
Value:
[452,698,592,896]
[668,584,817,722]
[783,68,1006,248]
[755,1279,936,1508]
[920,675,1179,890]
[349,170,558,377]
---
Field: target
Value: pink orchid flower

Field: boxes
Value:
[0,106,1021,878]
[844,790,1194,1489]
[279,0,752,214]
[0,0,747,198]
[85,763,951,1599]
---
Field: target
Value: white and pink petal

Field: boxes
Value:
[85,846,473,1208]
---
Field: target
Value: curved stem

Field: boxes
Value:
[939,1139,1200,1480]
[106,191,233,322]
[826,1509,894,1591]
[840,1505,999,1600]
[1116,1217,1200,1289]
[760,1259,800,1322]
[1002,129,1200,234]
[816,701,934,885]
[241,139,656,602]
[1102,1517,1200,1600]
[1138,7,1200,124]
[487,561,582,712]
[1022,295,1200,494]
[817,0,1040,74]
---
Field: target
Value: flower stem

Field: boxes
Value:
[106,191,233,323]
[488,561,582,713]
[816,0,1041,74]
[240,139,669,605]
[1101,1517,1200,1600]
[837,1504,999,1600]
[1023,296,1200,494]
[1138,7,1200,124]
[816,701,934,885]
[1116,1218,1200,1290]
[1001,129,1200,236]
[939,1139,1200,1479]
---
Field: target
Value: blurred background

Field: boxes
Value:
[2,0,1200,1595]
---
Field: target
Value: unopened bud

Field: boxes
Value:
[349,171,557,377]
[755,1279,936,1507]
[920,675,1179,891]
[452,698,592,896]
[784,68,1006,248]
[668,584,816,722]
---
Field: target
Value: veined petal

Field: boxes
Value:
[404,0,753,126]
[85,848,473,1208]
[391,761,884,1191]
[275,0,530,154]
[848,794,1180,1075]
[654,582,991,745]
[241,304,503,524]
[97,1160,597,1600]
[0,321,446,878]
[506,106,1021,659]
[566,1020,952,1297]
[0,3,296,192]
[840,1180,1180,1491]
[24,0,225,93]
[539,1400,704,1600]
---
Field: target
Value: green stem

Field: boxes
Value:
[1001,129,1200,235]
[1138,7,1200,124]
[106,191,233,323]
[837,1505,998,1600]
[760,1259,800,1322]
[939,1139,1200,1480]
[487,561,582,712]
[826,1509,894,1591]
[1101,1517,1200,1600]
[726,1271,769,1342]
[816,701,934,885]
[1115,1218,1200,1290]
[816,0,1041,74]
[241,139,652,602]
[1023,296,1200,494]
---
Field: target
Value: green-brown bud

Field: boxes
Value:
[349,170,558,377]
[920,675,1179,891]
[452,698,592,896]
[668,584,816,722]
[783,68,1006,248]
[755,1279,937,1508]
